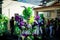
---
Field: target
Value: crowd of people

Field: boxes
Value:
[10,14,60,40]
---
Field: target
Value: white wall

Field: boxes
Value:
[2,1,40,19]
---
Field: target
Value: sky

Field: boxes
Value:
[18,0,43,5]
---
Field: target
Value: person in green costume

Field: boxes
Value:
[23,7,32,20]
[0,14,8,36]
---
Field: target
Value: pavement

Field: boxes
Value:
[0,33,60,40]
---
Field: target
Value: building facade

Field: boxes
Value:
[34,1,60,19]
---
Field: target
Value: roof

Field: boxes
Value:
[52,2,60,6]
[33,2,60,10]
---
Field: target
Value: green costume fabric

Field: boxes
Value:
[0,14,8,36]
[28,16,34,24]
[23,7,32,20]
[14,23,20,36]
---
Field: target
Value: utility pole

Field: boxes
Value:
[0,0,3,14]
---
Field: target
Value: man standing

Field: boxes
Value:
[10,17,14,36]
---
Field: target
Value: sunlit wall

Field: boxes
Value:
[2,1,39,19]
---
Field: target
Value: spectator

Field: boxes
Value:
[10,17,15,36]
[49,20,53,38]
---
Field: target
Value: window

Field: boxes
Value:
[57,9,60,18]
[47,12,51,17]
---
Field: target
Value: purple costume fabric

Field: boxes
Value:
[35,15,40,20]
[15,15,20,21]
[18,21,24,28]
[22,34,27,36]
[20,21,24,26]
